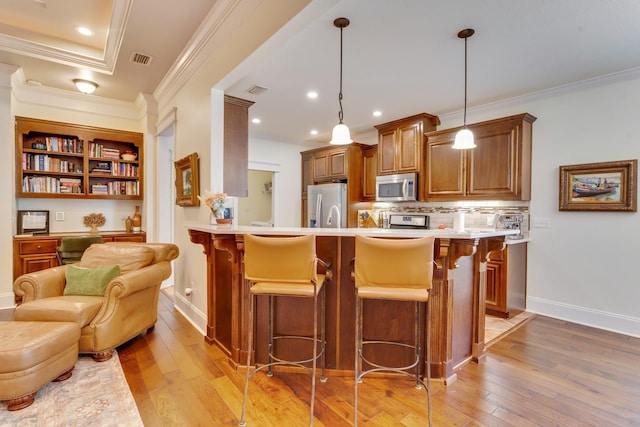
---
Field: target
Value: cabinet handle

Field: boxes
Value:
[37,245,42,249]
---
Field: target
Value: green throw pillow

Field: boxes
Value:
[64,264,121,296]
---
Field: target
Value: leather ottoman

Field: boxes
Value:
[0,321,80,410]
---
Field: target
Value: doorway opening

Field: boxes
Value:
[237,170,274,226]
[157,120,176,290]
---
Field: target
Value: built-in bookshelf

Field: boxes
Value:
[15,117,144,200]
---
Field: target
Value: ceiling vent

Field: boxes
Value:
[247,84,269,95]
[130,52,153,66]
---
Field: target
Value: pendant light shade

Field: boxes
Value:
[330,17,353,145]
[452,28,476,150]
[331,123,352,145]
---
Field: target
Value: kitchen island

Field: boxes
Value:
[187,225,517,383]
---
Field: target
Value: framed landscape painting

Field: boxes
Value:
[174,152,200,206]
[559,159,637,212]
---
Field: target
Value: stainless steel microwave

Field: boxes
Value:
[375,172,417,202]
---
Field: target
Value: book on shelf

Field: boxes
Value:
[44,137,83,154]
[91,183,109,194]
[91,161,112,173]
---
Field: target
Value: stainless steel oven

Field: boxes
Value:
[375,172,417,202]
[388,213,430,229]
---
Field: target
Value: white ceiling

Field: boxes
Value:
[0,0,216,101]
[2,0,640,146]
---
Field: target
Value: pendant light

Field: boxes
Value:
[452,28,476,149]
[330,17,353,145]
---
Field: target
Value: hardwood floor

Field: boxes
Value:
[115,291,640,426]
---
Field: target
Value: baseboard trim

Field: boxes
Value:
[527,296,640,338]
[173,293,207,336]
[0,292,16,310]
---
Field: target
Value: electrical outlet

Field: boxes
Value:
[55,212,65,221]
[531,217,551,228]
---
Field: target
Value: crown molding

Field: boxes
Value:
[153,0,243,103]
[0,0,132,75]
[438,66,640,124]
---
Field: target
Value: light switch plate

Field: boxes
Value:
[531,217,551,228]
[55,211,65,221]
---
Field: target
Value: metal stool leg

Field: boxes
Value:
[239,293,255,427]
[414,301,421,390]
[307,291,318,426]
[354,294,362,426]
[267,295,274,377]
[320,284,327,382]
[425,300,432,427]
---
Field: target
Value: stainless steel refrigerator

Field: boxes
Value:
[308,183,347,228]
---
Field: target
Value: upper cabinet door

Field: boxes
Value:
[375,113,440,176]
[377,129,397,174]
[423,135,466,199]
[396,122,421,172]
[467,126,516,198]
[362,145,378,201]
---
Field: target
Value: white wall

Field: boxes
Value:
[438,72,640,337]
[0,65,17,308]
[157,0,312,334]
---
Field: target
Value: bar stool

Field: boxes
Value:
[353,235,435,426]
[239,234,331,427]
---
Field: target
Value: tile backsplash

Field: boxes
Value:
[358,203,530,233]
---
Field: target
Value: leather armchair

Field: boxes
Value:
[13,242,179,361]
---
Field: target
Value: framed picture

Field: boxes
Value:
[174,152,200,206]
[559,159,637,212]
[17,210,50,234]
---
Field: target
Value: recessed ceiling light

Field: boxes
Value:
[76,26,94,36]
[307,91,318,99]
[252,118,261,124]
[310,129,318,135]
[373,110,382,117]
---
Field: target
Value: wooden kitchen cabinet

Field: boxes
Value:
[375,113,440,175]
[223,95,254,197]
[13,231,147,280]
[362,145,378,201]
[486,242,527,318]
[423,113,536,201]
[312,147,348,182]
[300,143,366,227]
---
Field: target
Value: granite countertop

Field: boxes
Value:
[186,224,521,239]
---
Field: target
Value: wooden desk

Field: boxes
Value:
[13,231,146,280]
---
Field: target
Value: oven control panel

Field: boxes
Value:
[389,214,430,229]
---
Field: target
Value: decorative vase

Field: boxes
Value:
[132,206,141,232]
[125,216,133,233]
[89,224,99,234]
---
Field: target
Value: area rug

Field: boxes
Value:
[0,351,143,427]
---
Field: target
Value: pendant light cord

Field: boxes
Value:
[338,25,344,124]
[463,35,468,128]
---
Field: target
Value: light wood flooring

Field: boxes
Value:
[114,291,640,426]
